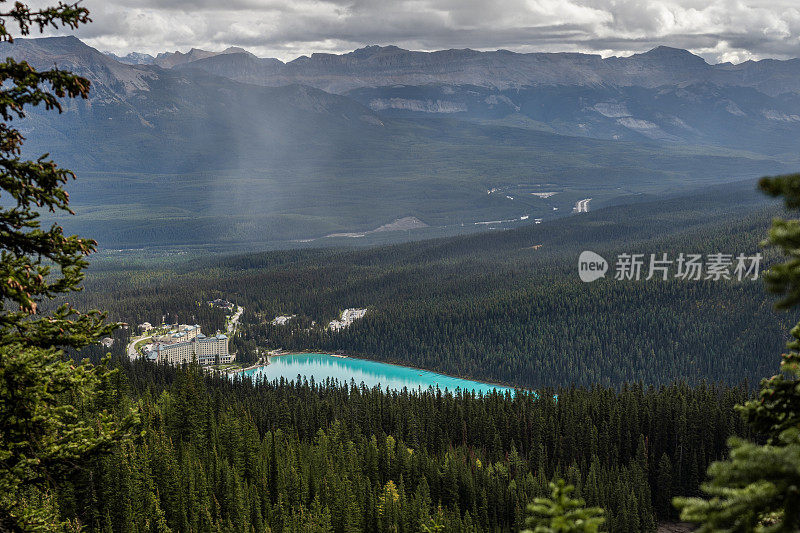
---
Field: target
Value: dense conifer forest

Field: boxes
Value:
[53,181,788,531]
[61,359,751,532]
[77,180,796,387]
[51,179,797,531]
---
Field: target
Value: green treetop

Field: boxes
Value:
[522,479,605,533]
[0,2,136,530]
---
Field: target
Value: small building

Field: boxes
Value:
[328,308,367,331]
[100,337,114,348]
[271,314,297,325]
[208,299,234,310]
[138,322,153,332]
[153,324,201,344]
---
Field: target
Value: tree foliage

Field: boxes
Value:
[674,173,800,531]
[0,2,135,530]
[32,357,752,532]
[522,479,605,533]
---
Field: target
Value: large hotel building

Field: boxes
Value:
[144,325,232,366]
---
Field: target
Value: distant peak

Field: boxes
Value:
[17,35,95,53]
[636,46,707,64]
[31,35,84,46]
[645,46,688,54]
[222,46,249,55]
[348,45,406,57]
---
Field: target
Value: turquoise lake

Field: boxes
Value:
[239,353,516,396]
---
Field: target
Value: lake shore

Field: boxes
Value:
[251,350,524,393]
[229,362,267,374]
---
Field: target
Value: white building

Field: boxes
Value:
[153,324,200,344]
[271,314,297,325]
[144,325,232,366]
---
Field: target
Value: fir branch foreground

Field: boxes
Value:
[0,2,136,530]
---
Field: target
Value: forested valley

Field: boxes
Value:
[78,179,796,388]
[58,358,751,532]
[54,179,794,531]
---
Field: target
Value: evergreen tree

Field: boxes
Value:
[675,173,800,531]
[522,479,605,533]
[0,2,135,529]
[655,453,674,519]
[420,506,446,533]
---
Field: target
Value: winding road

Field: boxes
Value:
[126,333,149,360]
[573,198,592,213]
[227,305,243,335]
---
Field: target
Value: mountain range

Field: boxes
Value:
[3,36,797,248]
[161,44,800,156]
[105,46,253,68]
[169,44,800,96]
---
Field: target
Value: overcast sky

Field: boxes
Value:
[40,0,800,63]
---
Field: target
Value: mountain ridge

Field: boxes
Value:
[101,41,800,95]
[14,36,800,159]
[3,36,794,247]
[171,42,800,95]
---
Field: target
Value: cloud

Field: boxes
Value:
[33,0,800,62]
